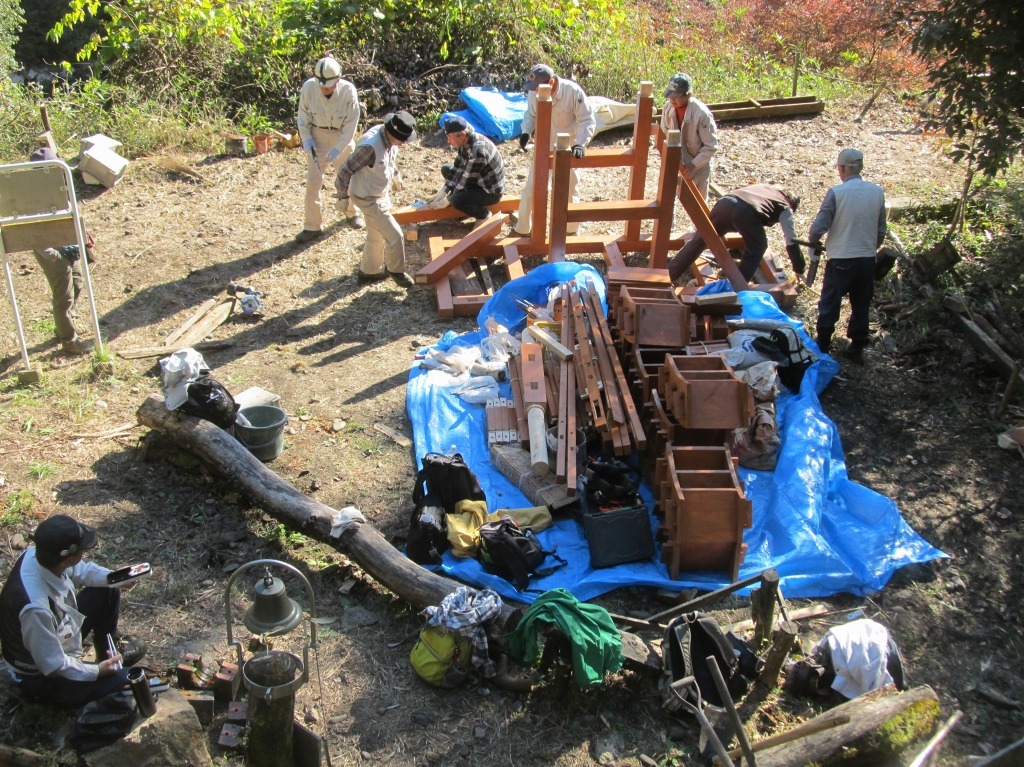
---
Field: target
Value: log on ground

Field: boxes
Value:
[755,684,941,767]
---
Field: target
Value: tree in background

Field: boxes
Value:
[0,0,23,76]
[900,0,1023,178]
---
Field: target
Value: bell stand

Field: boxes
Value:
[224,558,318,693]
[0,158,105,379]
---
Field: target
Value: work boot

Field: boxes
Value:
[474,211,494,225]
[387,270,415,288]
[816,334,831,354]
[294,229,323,243]
[61,338,93,356]
[843,343,866,364]
[356,270,388,284]
[118,636,147,667]
[348,213,365,229]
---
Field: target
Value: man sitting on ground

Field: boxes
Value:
[426,116,505,224]
[0,515,146,707]
[668,183,805,283]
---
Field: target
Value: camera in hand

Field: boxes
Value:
[107,563,152,585]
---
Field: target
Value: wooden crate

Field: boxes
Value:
[658,355,754,430]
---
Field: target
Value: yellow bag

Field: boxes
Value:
[496,505,553,533]
[409,627,471,688]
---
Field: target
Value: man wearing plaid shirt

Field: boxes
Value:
[425,116,505,222]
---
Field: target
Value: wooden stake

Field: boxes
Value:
[751,568,780,651]
[758,620,798,690]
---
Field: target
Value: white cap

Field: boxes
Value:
[315,57,341,86]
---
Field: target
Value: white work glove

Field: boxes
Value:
[324,146,341,164]
[426,189,451,210]
[302,138,315,154]
[391,171,403,194]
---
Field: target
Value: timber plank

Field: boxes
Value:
[414,214,507,285]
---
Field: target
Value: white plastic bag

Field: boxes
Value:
[160,348,208,410]
[451,376,499,404]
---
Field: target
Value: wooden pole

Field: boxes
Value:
[625,82,655,242]
[675,173,749,291]
[649,129,681,269]
[548,133,573,262]
[530,84,553,246]
[758,620,798,690]
[750,568,780,651]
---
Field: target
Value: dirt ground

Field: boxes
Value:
[1,94,1022,766]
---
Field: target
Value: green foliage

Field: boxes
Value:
[900,0,1024,176]
[0,489,34,524]
[28,463,54,480]
[234,104,276,137]
[265,523,307,549]
[0,0,22,76]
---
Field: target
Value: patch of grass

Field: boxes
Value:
[264,523,307,549]
[27,462,54,480]
[0,489,34,524]
[29,317,56,335]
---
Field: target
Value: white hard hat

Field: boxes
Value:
[315,57,341,85]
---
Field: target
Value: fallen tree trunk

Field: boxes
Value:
[137,395,493,616]
[135,395,659,671]
[755,684,941,767]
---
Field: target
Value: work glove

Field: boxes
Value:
[391,171,403,194]
[324,146,341,164]
[519,133,530,151]
[302,138,315,154]
[571,144,586,159]
[786,243,806,275]
[426,189,451,209]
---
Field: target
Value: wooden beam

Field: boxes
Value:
[676,173,748,291]
[413,214,506,285]
[174,296,235,348]
[626,82,655,241]
[549,135,573,262]
[427,236,454,318]
[393,196,519,225]
[604,241,625,268]
[566,200,660,223]
[503,243,525,280]
[650,129,681,269]
[530,85,553,247]
[164,297,220,348]
[116,339,235,360]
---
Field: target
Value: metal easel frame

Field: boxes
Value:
[0,158,104,371]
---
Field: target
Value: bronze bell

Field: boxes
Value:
[243,568,303,637]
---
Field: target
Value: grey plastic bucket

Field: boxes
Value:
[235,405,288,461]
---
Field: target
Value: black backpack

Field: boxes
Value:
[661,612,759,709]
[70,691,137,756]
[478,516,566,591]
[179,375,239,429]
[406,453,486,566]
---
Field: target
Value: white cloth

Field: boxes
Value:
[329,506,367,538]
[814,618,894,699]
[160,348,208,409]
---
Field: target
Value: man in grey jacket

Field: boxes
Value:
[660,72,718,201]
[0,515,145,706]
[336,111,416,287]
[808,148,887,361]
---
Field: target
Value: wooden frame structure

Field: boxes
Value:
[398,81,797,317]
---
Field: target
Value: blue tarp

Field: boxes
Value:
[439,87,528,143]
[406,266,947,604]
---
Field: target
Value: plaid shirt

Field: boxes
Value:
[335,142,377,200]
[421,586,503,677]
[444,132,505,196]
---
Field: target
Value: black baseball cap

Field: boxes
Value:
[384,111,416,143]
[33,514,98,558]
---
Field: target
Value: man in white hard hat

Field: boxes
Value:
[512,64,595,237]
[336,111,417,287]
[660,72,718,201]
[295,56,363,243]
[808,148,887,362]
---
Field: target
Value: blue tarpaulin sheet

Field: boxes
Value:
[440,87,528,144]
[406,265,946,604]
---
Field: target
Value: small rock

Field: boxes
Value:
[309,479,320,492]
[332,420,346,433]
[329,715,345,725]
[11,533,27,549]
[361,751,372,760]
[458,744,471,758]
[474,726,486,739]
[130,386,140,394]
[200,579,214,587]
[412,711,430,727]
[341,606,380,630]
[95,400,108,409]
[377,706,388,715]
[222,563,241,574]
[305,708,319,724]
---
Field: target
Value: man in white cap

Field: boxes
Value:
[296,56,363,243]
[426,116,505,223]
[808,148,887,362]
[512,64,595,237]
[0,514,146,706]
[660,72,718,201]
[336,111,417,287]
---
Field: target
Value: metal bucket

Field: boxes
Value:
[235,405,288,461]
[242,651,304,767]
